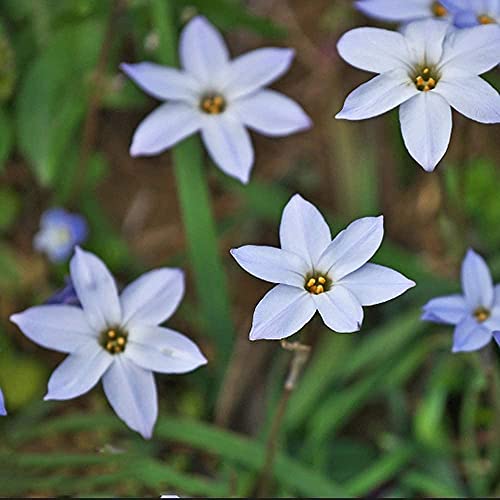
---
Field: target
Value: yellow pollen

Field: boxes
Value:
[117,337,125,346]
[316,284,324,294]
[101,327,128,354]
[305,274,329,294]
[318,276,326,285]
[415,68,437,92]
[474,307,490,323]
[478,14,496,24]
[307,278,316,288]
[431,2,447,17]
[200,94,226,114]
[108,329,116,338]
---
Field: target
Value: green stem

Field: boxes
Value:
[150,2,234,373]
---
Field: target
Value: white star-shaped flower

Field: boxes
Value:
[231,195,415,340]
[11,247,207,438]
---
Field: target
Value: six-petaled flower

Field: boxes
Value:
[423,249,500,352]
[336,19,500,171]
[122,15,312,184]
[231,194,415,341]
[10,247,207,438]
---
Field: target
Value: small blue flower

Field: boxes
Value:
[423,249,500,352]
[10,247,207,439]
[34,208,88,263]
[0,388,6,416]
[442,0,500,27]
[356,0,452,23]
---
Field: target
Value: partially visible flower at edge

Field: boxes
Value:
[356,0,453,23]
[34,208,88,263]
[121,15,312,184]
[442,0,500,27]
[10,247,207,438]
[422,249,500,352]
[231,194,415,341]
[336,19,500,172]
[0,388,6,416]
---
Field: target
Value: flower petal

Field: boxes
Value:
[249,284,316,341]
[102,356,158,439]
[120,62,200,102]
[312,285,364,333]
[422,293,468,324]
[130,102,201,157]
[201,113,254,184]
[279,194,332,268]
[439,24,500,75]
[452,316,492,352]
[461,249,494,309]
[179,16,229,84]
[70,247,122,332]
[230,245,309,287]
[224,48,294,100]
[402,19,450,65]
[120,268,185,327]
[336,70,417,121]
[337,27,412,73]
[126,325,207,374]
[399,91,452,172]
[44,341,112,400]
[0,389,6,416]
[10,305,95,354]
[436,76,500,124]
[339,263,415,306]
[317,216,384,280]
[233,89,312,137]
[355,0,437,22]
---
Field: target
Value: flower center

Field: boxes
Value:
[474,307,490,323]
[304,274,331,295]
[100,327,128,354]
[200,93,226,114]
[431,1,447,17]
[478,14,496,24]
[415,67,438,92]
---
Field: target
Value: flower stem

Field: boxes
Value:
[256,340,311,497]
[150,2,234,374]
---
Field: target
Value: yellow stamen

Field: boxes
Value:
[316,285,324,294]
[200,94,226,114]
[305,274,329,294]
[474,307,490,323]
[108,329,116,338]
[117,337,125,346]
[318,276,326,285]
[306,278,316,288]
[432,2,447,17]
[478,14,496,24]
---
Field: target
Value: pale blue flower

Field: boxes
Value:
[10,247,207,439]
[336,19,500,171]
[423,249,500,352]
[442,0,500,26]
[356,0,452,23]
[0,388,6,416]
[34,208,88,263]
[230,194,415,341]
[121,15,312,184]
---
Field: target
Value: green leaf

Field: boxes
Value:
[0,106,13,171]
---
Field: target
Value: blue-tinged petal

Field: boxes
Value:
[249,284,316,341]
[10,305,95,353]
[339,263,415,306]
[312,285,364,333]
[179,16,229,84]
[279,194,332,268]
[120,268,185,327]
[356,0,438,22]
[230,245,309,287]
[422,293,468,324]
[120,62,200,102]
[200,113,254,184]
[233,90,312,137]
[224,48,294,100]
[317,216,384,281]
[126,325,207,374]
[439,24,500,75]
[130,102,201,157]
[45,341,112,400]
[0,388,6,416]
[336,70,417,121]
[436,76,500,123]
[337,27,412,73]
[399,91,452,172]
[402,19,451,65]
[452,316,492,352]
[461,249,494,309]
[102,356,158,439]
[70,247,122,332]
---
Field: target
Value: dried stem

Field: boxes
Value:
[256,340,311,497]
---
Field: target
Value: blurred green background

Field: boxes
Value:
[1,0,500,497]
